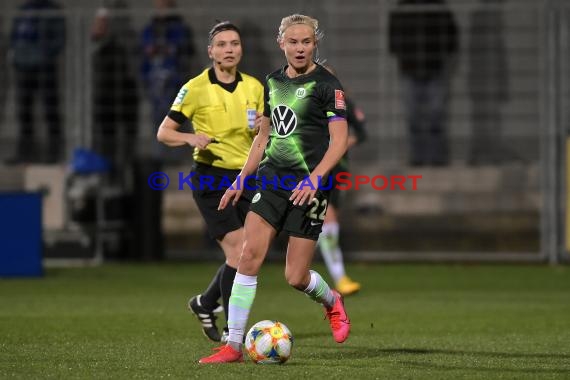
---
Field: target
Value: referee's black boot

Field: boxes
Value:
[188,295,222,342]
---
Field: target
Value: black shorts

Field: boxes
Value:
[329,187,345,209]
[329,167,347,208]
[191,163,254,240]
[249,187,330,240]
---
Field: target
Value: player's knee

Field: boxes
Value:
[240,241,262,266]
[284,272,306,290]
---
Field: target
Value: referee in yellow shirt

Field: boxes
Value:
[157,21,264,343]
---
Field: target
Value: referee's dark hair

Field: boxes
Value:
[208,20,241,44]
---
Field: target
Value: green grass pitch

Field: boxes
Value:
[1,263,569,379]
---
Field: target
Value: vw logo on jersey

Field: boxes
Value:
[295,87,307,99]
[271,104,297,138]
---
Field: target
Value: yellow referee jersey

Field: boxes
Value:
[170,68,264,170]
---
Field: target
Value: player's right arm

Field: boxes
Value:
[156,115,213,149]
[218,113,270,209]
[240,114,270,177]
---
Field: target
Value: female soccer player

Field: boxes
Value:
[199,14,350,364]
[157,21,264,342]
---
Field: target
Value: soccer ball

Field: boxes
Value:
[244,320,293,364]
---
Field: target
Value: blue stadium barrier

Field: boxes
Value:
[0,192,43,277]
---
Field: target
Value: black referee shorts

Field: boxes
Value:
[191,163,254,240]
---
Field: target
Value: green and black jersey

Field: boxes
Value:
[260,64,347,187]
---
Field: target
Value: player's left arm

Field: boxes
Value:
[290,117,348,206]
[315,118,349,176]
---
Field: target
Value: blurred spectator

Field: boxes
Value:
[467,0,512,165]
[141,0,195,134]
[9,0,65,164]
[91,1,139,170]
[388,0,459,166]
[239,18,272,82]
